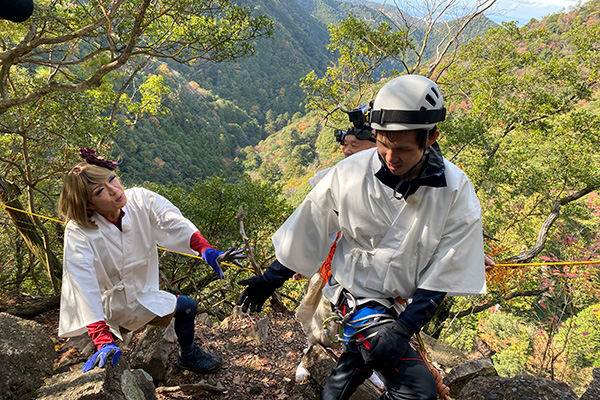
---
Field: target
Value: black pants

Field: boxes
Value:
[320,324,437,400]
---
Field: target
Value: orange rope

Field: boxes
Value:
[415,338,453,400]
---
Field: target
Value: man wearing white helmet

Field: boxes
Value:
[237,75,486,400]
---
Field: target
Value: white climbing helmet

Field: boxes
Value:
[370,75,446,131]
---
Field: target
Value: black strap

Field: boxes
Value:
[370,108,446,125]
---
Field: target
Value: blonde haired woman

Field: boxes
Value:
[58,148,245,374]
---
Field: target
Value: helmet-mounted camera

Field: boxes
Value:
[334,103,375,144]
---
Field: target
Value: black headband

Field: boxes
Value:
[370,108,446,126]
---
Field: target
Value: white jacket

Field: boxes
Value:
[273,148,486,308]
[58,187,198,339]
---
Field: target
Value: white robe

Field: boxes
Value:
[58,187,199,339]
[273,148,486,309]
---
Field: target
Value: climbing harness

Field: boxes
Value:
[323,290,396,345]
[324,290,454,400]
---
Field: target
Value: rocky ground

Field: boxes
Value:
[153,313,315,400]
[7,293,600,400]
[31,303,321,400]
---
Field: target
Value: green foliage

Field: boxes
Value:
[301,14,407,128]
[143,175,293,316]
[485,311,532,342]
[112,74,266,186]
[440,20,600,263]
[121,74,171,118]
[237,111,338,200]
[182,0,332,126]
[442,315,482,354]
[492,344,529,377]
[556,303,600,368]
[0,0,272,293]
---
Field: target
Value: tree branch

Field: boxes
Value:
[506,186,597,263]
[450,288,548,319]
[235,206,262,275]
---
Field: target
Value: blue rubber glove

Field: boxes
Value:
[202,247,246,279]
[202,248,225,278]
[82,343,122,373]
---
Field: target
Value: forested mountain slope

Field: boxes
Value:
[112,0,496,185]
[237,0,600,205]
[111,0,337,184]
[178,0,333,125]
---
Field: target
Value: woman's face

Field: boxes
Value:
[87,175,127,220]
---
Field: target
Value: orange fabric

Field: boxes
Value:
[318,231,342,285]
[395,296,407,306]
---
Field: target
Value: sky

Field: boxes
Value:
[486,0,589,25]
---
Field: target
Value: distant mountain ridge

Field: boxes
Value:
[113,0,497,186]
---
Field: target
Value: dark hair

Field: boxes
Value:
[79,148,117,170]
[377,126,437,149]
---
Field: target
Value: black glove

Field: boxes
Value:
[217,247,247,268]
[365,320,412,371]
[236,259,295,313]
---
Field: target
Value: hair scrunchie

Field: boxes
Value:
[79,148,117,171]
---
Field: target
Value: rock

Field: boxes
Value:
[301,343,337,387]
[54,334,94,373]
[443,358,498,397]
[580,368,600,400]
[457,374,579,400]
[196,312,213,327]
[420,332,469,369]
[123,369,156,400]
[231,305,246,317]
[196,313,214,327]
[244,317,269,345]
[0,312,55,400]
[472,337,495,359]
[129,324,175,381]
[36,357,156,400]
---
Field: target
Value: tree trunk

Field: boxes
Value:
[0,294,60,318]
[0,173,62,293]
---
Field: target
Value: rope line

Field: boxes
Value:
[1,202,598,272]
[494,260,600,268]
[1,202,63,224]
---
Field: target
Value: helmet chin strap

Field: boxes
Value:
[392,147,430,200]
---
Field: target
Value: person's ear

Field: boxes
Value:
[87,202,96,211]
[427,129,440,147]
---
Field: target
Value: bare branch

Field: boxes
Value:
[235,206,262,275]
[156,383,226,394]
[506,186,598,263]
[450,287,549,319]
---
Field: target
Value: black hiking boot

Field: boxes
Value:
[176,343,223,374]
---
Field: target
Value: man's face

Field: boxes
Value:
[342,135,376,158]
[376,129,435,178]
